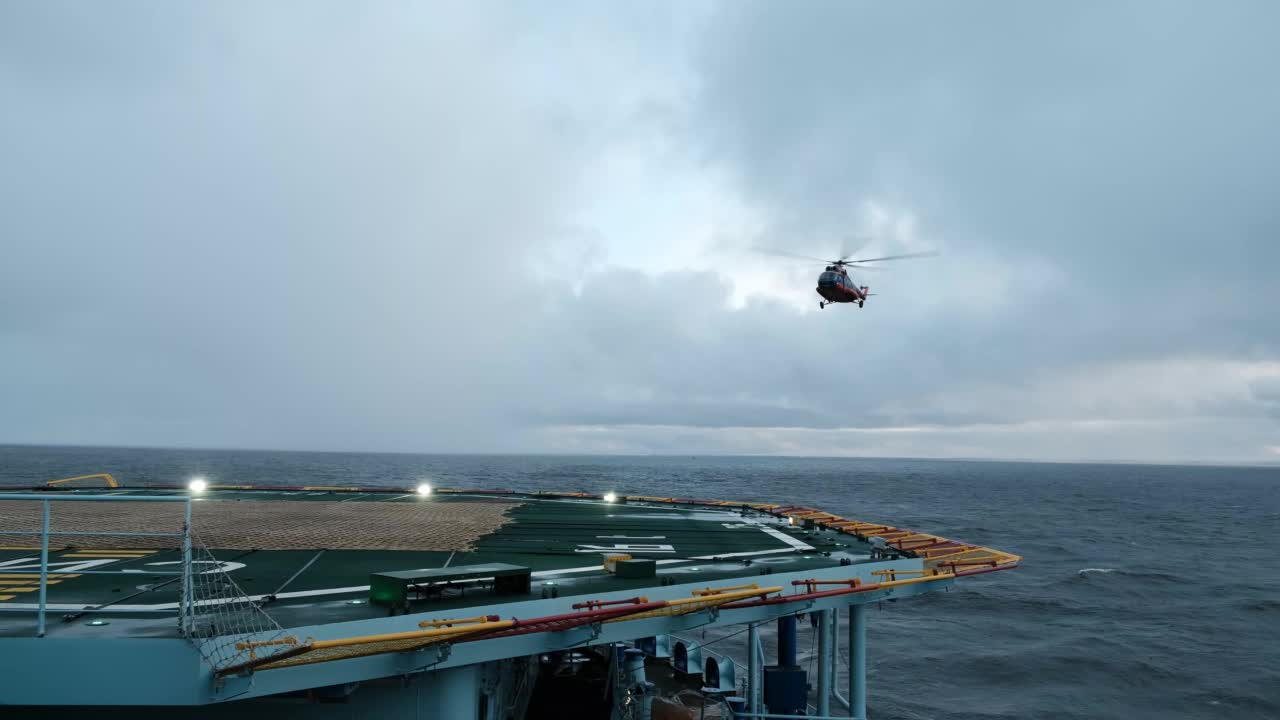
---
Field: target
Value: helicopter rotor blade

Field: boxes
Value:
[752,247,839,264]
[845,250,940,264]
[838,236,874,264]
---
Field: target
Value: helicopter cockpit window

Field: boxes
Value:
[819,272,840,286]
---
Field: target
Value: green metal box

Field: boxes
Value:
[615,559,657,579]
[369,563,531,607]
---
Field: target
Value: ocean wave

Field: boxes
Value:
[1070,567,1185,584]
[1241,598,1280,613]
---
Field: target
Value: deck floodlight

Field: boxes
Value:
[416,483,432,496]
[603,492,618,503]
[188,477,207,493]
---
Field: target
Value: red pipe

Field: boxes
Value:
[461,600,673,641]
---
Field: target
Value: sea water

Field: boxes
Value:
[2,445,1277,719]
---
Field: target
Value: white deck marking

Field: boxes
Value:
[575,543,676,554]
[757,525,815,550]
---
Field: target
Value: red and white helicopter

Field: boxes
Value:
[759,248,938,309]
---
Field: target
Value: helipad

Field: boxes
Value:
[0,484,1020,717]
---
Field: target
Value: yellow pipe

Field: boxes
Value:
[925,549,987,561]
[871,569,928,577]
[307,620,515,650]
[235,637,300,652]
[46,473,118,489]
[692,583,759,596]
[607,586,782,623]
[417,615,499,629]
[876,573,954,590]
[234,636,299,660]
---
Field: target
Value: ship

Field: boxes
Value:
[0,475,1020,718]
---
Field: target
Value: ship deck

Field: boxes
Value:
[0,487,876,638]
[0,484,1021,710]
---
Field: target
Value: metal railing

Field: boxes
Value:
[0,493,192,637]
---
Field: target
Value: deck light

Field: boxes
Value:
[603,492,618,503]
[347,599,365,605]
[86,619,109,626]
[188,477,207,493]
[416,483,432,496]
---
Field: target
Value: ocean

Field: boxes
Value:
[2,445,1278,719]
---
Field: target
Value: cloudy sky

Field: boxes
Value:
[2,1,1278,463]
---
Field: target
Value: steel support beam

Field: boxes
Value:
[747,622,761,713]
[777,614,798,667]
[850,603,867,720]
[816,609,832,716]
[36,500,50,638]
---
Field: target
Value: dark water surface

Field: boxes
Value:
[2,445,1278,719]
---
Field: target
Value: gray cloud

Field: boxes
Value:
[2,2,1278,462]
[691,1,1280,354]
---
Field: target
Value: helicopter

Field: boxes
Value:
[757,248,938,309]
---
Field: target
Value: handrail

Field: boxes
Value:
[45,473,119,489]
[0,493,188,502]
[0,493,193,638]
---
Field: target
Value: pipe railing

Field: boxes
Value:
[0,493,192,637]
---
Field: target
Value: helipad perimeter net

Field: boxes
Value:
[0,498,522,551]
[185,532,292,671]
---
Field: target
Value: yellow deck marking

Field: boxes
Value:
[0,547,43,551]
[0,579,61,585]
[0,595,15,601]
[0,586,38,593]
[0,574,80,579]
